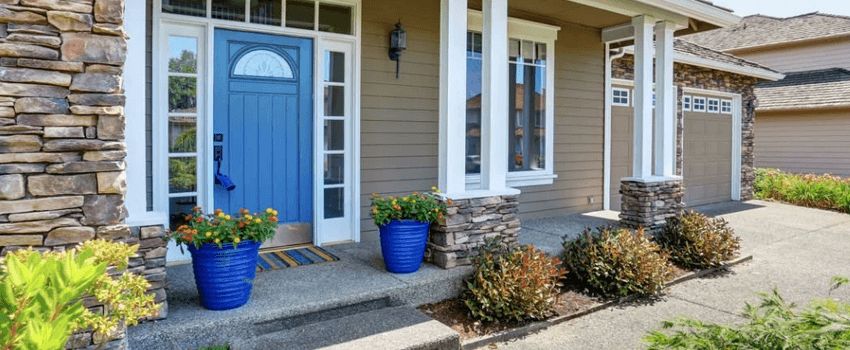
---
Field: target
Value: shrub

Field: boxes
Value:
[659,210,741,269]
[0,240,160,350]
[562,227,673,298]
[755,168,850,213]
[464,240,567,322]
[645,277,850,349]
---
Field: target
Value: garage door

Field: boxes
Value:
[609,88,732,210]
[683,102,732,206]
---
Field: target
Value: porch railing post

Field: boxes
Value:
[631,15,655,180]
[654,20,676,177]
[438,0,468,196]
[480,0,509,192]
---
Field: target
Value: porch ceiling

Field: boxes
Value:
[468,0,630,29]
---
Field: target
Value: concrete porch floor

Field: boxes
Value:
[128,210,622,349]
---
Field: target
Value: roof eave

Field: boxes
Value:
[633,0,741,27]
[674,53,785,81]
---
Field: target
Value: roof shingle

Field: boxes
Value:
[755,68,850,111]
[685,12,850,51]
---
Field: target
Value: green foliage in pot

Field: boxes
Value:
[370,188,447,226]
[0,240,160,350]
[645,277,850,349]
[169,207,280,249]
[562,227,673,298]
[659,210,741,269]
[464,239,567,322]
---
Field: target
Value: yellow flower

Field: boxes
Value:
[205,232,212,238]
[402,197,409,202]
[245,214,253,220]
[266,208,274,214]
[214,238,221,244]
[272,210,278,216]
[224,215,231,221]
[411,199,416,204]
[234,237,241,244]
[254,218,262,224]
[217,212,226,218]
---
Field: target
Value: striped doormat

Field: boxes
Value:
[256,245,339,272]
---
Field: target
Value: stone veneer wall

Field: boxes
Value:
[612,55,759,200]
[427,195,520,268]
[0,1,166,349]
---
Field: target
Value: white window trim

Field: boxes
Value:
[683,95,691,111]
[151,0,362,260]
[466,10,559,188]
[707,97,720,114]
[692,96,707,112]
[612,87,630,107]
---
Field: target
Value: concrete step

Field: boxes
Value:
[232,306,460,350]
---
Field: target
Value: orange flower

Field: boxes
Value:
[195,217,204,223]
[238,222,246,229]
[269,216,279,223]
[214,208,223,215]
[184,214,192,222]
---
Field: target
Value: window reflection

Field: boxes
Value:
[251,0,282,26]
[163,0,206,17]
[466,34,548,174]
[212,0,246,21]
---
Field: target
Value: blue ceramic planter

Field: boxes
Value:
[379,220,430,273]
[187,240,261,310]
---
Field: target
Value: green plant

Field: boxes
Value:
[755,168,850,213]
[645,276,850,349]
[659,210,741,269]
[169,207,279,249]
[0,240,160,350]
[464,240,567,322]
[370,187,447,226]
[562,227,673,298]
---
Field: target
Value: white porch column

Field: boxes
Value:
[631,15,654,179]
[480,0,509,191]
[654,21,676,177]
[438,0,468,196]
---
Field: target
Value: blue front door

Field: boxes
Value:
[213,29,314,247]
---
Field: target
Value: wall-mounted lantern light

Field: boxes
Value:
[389,21,407,79]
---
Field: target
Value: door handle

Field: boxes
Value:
[213,145,236,191]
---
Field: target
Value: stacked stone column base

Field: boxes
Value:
[619,179,684,231]
[427,195,520,269]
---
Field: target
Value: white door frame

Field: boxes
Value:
[602,80,742,210]
[151,1,362,260]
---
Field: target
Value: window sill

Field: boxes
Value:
[466,172,558,188]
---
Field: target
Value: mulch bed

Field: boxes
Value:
[418,265,691,340]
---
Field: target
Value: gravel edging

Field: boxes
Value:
[460,255,754,350]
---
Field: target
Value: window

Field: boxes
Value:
[707,98,720,113]
[321,49,348,219]
[692,96,706,112]
[232,49,294,78]
[466,33,551,175]
[720,99,733,114]
[161,26,205,230]
[465,13,558,187]
[683,95,691,111]
[612,88,630,106]
[162,0,354,34]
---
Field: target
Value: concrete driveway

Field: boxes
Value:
[488,200,850,349]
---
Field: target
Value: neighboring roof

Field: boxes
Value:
[756,68,850,111]
[621,39,784,80]
[685,12,850,51]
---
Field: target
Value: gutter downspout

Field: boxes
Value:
[603,45,626,211]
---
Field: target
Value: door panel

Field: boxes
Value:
[214,29,314,248]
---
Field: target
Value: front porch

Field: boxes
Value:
[128,211,618,349]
